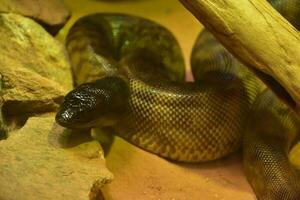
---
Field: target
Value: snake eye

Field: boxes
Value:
[56,76,129,129]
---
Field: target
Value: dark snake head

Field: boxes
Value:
[56,76,129,129]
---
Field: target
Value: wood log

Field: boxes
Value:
[179,0,300,114]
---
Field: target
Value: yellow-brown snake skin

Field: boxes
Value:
[56,0,300,199]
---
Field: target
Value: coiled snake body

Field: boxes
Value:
[56,1,300,199]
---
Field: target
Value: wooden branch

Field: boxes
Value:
[179,0,300,114]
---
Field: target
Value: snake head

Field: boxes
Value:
[56,76,129,129]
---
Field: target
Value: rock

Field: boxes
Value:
[0,64,66,117]
[0,0,71,35]
[0,13,72,90]
[0,13,72,136]
[0,115,113,200]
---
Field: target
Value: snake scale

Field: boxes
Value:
[56,0,300,199]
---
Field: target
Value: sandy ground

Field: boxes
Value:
[102,137,255,200]
[58,0,256,199]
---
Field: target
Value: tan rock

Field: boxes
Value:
[0,12,72,138]
[0,115,113,200]
[0,13,72,90]
[0,64,66,117]
[0,0,71,35]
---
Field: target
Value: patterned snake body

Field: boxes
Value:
[62,14,253,162]
[56,1,300,199]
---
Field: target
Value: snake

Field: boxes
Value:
[55,0,300,199]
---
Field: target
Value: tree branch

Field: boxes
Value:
[180,0,300,114]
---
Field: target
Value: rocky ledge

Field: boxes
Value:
[0,12,113,200]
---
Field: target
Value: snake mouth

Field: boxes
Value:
[55,107,91,129]
[55,107,108,129]
[252,68,296,110]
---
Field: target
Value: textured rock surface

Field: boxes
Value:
[0,13,72,90]
[0,0,70,35]
[0,5,112,200]
[0,64,66,117]
[0,12,72,136]
[0,115,113,200]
